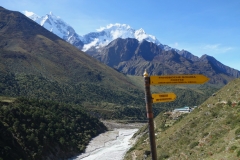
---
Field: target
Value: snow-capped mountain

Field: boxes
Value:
[23,11,176,52]
[20,10,240,84]
[81,23,162,51]
[23,11,195,59]
[23,11,84,49]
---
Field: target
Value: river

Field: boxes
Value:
[70,128,138,160]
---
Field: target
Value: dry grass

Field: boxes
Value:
[125,78,240,160]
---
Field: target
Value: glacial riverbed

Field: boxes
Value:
[70,129,138,160]
[69,121,146,160]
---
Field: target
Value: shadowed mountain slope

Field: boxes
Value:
[90,38,240,85]
[0,7,220,121]
[0,7,144,109]
[0,7,129,84]
[21,10,239,86]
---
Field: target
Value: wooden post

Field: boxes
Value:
[143,70,157,160]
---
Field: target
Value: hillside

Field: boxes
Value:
[0,6,146,119]
[125,78,240,159]
[0,7,221,120]
[127,75,219,113]
[0,6,139,88]
[22,11,240,86]
[0,97,107,160]
[91,38,240,85]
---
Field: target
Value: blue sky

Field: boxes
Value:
[1,0,240,70]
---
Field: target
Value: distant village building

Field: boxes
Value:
[173,106,192,113]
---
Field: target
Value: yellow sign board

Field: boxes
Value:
[150,74,209,85]
[152,92,176,103]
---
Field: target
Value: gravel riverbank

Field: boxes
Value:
[102,120,146,130]
[69,121,146,160]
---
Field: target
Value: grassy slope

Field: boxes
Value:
[0,7,146,119]
[125,78,240,160]
[0,7,221,120]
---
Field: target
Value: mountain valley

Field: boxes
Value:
[23,11,240,86]
[0,6,240,160]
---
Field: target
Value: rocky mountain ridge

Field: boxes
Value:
[23,11,175,52]
[0,6,144,107]
[91,38,240,85]
[23,11,84,50]
[22,10,240,85]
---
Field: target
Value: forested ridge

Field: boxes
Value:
[0,72,219,120]
[0,72,143,106]
[0,97,107,160]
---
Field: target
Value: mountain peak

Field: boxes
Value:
[82,23,161,51]
[23,11,83,49]
[96,23,131,32]
[22,10,40,21]
[46,11,59,19]
[135,28,145,34]
[23,10,35,17]
[22,11,163,52]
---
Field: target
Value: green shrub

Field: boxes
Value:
[189,141,199,149]
[158,153,169,159]
[227,100,232,106]
[230,116,240,129]
[235,128,240,139]
[202,132,209,138]
[211,111,218,117]
[190,122,197,128]
[127,146,136,153]
[237,150,240,157]
[230,145,237,151]
[179,137,190,145]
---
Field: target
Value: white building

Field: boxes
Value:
[173,106,191,113]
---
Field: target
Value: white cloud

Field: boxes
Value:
[203,44,220,50]
[202,44,233,54]
[171,42,234,58]
[174,42,179,47]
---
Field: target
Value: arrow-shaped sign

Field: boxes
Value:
[150,74,209,85]
[152,92,177,103]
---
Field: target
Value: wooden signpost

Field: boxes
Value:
[143,70,209,160]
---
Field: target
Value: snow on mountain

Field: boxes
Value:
[82,23,162,51]
[23,11,195,58]
[23,11,83,49]
[22,11,40,21]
